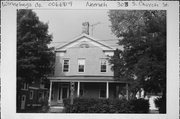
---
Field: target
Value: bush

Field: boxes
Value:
[154,97,166,113]
[63,98,149,113]
[154,97,161,109]
[130,98,149,113]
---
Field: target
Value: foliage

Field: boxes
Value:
[154,97,166,113]
[130,98,149,113]
[108,10,166,98]
[63,98,149,113]
[17,9,54,83]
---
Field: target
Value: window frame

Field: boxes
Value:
[99,84,106,98]
[78,59,85,73]
[80,84,84,97]
[22,82,29,90]
[30,90,34,100]
[63,59,70,72]
[100,59,107,73]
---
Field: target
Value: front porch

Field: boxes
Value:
[48,78,130,107]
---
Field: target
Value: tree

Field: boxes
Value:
[17,9,54,84]
[108,10,166,113]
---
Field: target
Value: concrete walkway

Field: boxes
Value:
[48,106,64,113]
[149,110,159,114]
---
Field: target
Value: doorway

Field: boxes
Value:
[21,95,26,110]
[58,84,69,103]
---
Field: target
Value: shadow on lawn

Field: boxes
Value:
[17,106,49,113]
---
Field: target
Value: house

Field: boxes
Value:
[48,22,130,107]
[17,78,49,111]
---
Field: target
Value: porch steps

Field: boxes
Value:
[149,109,159,114]
[49,106,64,113]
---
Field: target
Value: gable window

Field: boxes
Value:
[78,59,85,72]
[80,43,89,48]
[30,90,34,99]
[63,59,69,72]
[100,59,107,72]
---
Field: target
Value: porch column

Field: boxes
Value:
[48,81,52,106]
[106,82,109,98]
[77,81,80,97]
[126,83,129,100]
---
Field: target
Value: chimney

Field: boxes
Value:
[82,22,89,35]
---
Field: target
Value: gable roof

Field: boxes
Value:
[56,33,115,52]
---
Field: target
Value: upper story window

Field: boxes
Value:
[63,59,69,72]
[100,59,107,72]
[78,59,85,72]
[22,82,28,90]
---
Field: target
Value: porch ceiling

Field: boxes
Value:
[47,76,130,83]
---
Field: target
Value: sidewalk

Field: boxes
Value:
[149,110,159,114]
[48,106,64,113]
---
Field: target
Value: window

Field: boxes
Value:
[80,89,84,96]
[22,95,26,101]
[99,85,106,98]
[78,59,85,72]
[100,89,106,98]
[100,59,107,72]
[80,84,84,96]
[30,90,34,99]
[63,60,69,72]
[80,43,89,48]
[22,82,28,90]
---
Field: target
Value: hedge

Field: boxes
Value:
[154,97,166,113]
[63,98,149,113]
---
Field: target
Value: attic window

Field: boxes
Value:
[79,43,89,48]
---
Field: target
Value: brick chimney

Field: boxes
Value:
[82,22,89,35]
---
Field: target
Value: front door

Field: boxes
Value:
[21,95,26,110]
[62,87,68,99]
[58,85,69,103]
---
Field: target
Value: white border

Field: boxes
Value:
[1,1,179,119]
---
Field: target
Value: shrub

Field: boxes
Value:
[130,98,149,113]
[154,97,161,109]
[154,97,166,113]
[63,98,149,113]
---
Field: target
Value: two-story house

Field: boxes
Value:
[48,22,130,107]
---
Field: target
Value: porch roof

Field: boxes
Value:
[48,76,131,83]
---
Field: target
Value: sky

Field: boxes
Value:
[33,9,120,49]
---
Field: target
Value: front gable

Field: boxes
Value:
[56,33,114,52]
